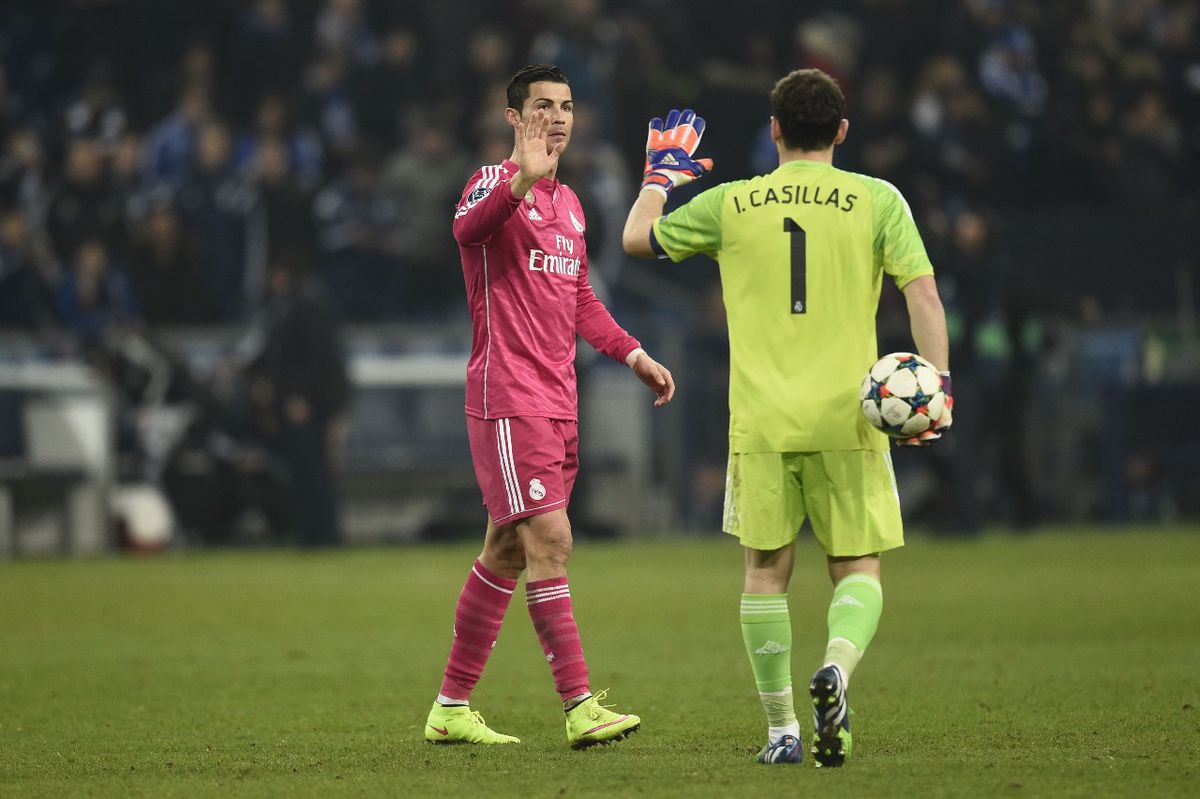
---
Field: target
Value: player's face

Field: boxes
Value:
[521,81,573,153]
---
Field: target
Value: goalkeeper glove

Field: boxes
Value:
[642,108,714,197]
[899,372,953,447]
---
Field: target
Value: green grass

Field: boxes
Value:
[1,528,1198,797]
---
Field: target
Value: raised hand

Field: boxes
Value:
[642,108,714,196]
[513,109,564,187]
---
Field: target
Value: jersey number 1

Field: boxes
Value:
[784,218,806,314]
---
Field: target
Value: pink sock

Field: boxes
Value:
[437,560,517,702]
[526,577,590,702]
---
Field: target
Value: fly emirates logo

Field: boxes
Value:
[528,235,580,277]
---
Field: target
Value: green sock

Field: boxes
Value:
[824,574,883,683]
[740,593,797,734]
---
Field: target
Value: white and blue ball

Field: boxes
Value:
[860,352,945,438]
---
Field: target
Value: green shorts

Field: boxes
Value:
[722,450,904,556]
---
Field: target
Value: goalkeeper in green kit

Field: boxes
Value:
[622,69,953,766]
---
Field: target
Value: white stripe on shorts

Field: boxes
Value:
[883,451,900,507]
[498,419,525,514]
[495,420,519,515]
[723,465,731,530]
[504,419,526,512]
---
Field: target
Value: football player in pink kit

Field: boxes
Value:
[424,65,675,749]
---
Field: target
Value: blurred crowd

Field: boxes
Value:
[0,0,1197,540]
[0,0,1195,339]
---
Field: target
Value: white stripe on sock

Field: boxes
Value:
[527,587,570,599]
[527,584,570,597]
[528,587,568,599]
[471,565,514,595]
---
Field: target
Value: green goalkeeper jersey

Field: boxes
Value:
[653,159,934,453]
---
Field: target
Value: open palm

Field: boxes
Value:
[513,109,564,182]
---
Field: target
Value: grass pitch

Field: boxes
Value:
[1,528,1198,797]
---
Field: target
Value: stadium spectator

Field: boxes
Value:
[45,138,124,264]
[793,14,862,92]
[109,132,157,225]
[1159,3,1200,146]
[0,65,14,144]
[0,127,49,241]
[127,203,207,325]
[458,29,517,151]
[60,65,128,153]
[1110,88,1186,204]
[529,0,622,140]
[608,9,702,144]
[0,205,54,329]
[352,26,424,147]
[245,253,349,548]
[54,238,137,344]
[380,119,469,315]
[177,120,257,320]
[315,0,379,66]
[230,0,305,120]
[251,136,315,271]
[678,284,730,530]
[909,55,1004,204]
[232,94,324,192]
[313,146,404,319]
[978,25,1048,120]
[302,50,359,161]
[554,105,630,278]
[142,81,212,188]
[836,65,911,186]
[151,42,221,123]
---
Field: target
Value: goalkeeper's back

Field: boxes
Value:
[649,71,936,454]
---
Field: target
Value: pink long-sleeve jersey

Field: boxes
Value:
[453,159,641,421]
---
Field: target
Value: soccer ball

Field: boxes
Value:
[860,353,946,438]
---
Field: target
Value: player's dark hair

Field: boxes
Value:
[506,64,570,112]
[771,68,845,151]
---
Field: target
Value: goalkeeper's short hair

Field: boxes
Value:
[771,68,845,151]
[507,64,570,112]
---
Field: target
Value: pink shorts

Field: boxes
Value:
[466,416,579,525]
